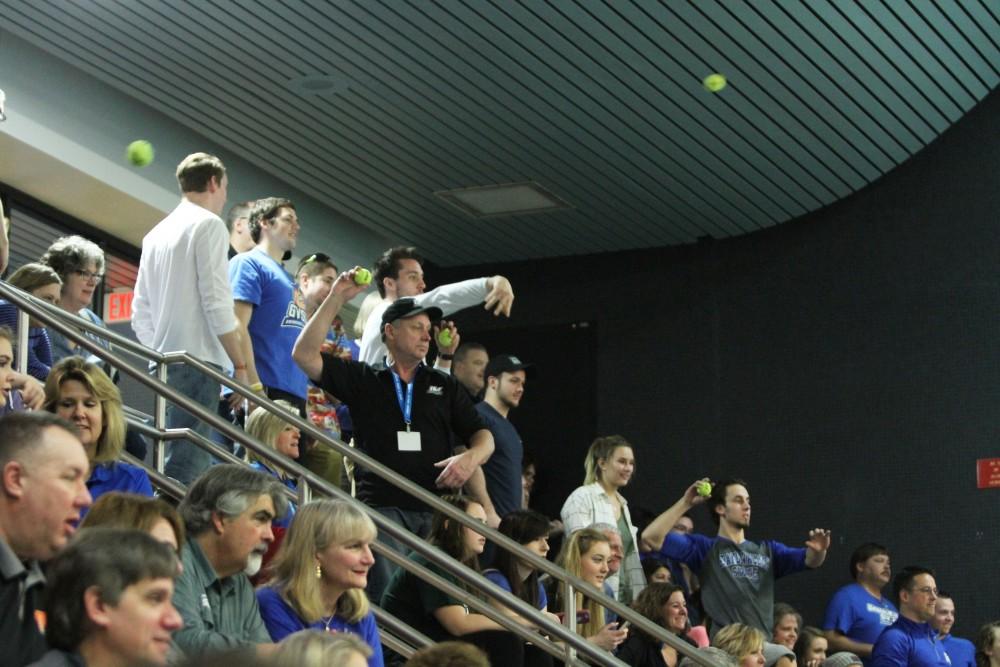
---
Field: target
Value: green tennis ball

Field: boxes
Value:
[702,73,727,93]
[437,328,453,348]
[126,140,154,167]
[696,481,712,497]
[353,268,372,286]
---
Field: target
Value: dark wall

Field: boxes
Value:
[436,87,1000,637]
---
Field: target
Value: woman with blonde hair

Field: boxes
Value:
[551,527,628,652]
[273,629,371,667]
[256,499,384,667]
[0,262,62,380]
[560,434,645,603]
[45,356,152,511]
[245,400,301,527]
[976,621,1000,667]
[80,491,185,553]
[712,623,767,667]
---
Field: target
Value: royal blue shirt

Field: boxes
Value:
[822,582,898,666]
[84,461,153,517]
[0,301,52,380]
[248,461,297,529]
[483,568,548,609]
[255,586,384,667]
[872,615,952,667]
[941,634,976,667]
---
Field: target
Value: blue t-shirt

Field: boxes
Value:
[0,301,53,381]
[474,401,523,518]
[229,249,308,399]
[661,532,806,633]
[255,587,384,667]
[941,634,975,667]
[248,461,297,529]
[872,616,952,667]
[822,582,899,665]
[84,461,153,517]
[483,568,548,609]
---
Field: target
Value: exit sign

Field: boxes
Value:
[104,290,134,324]
[976,458,1000,489]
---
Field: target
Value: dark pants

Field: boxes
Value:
[367,506,434,605]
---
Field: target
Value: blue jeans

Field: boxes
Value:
[367,506,434,606]
[162,364,221,485]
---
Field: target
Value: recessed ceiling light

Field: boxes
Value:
[285,75,349,96]
[434,181,573,218]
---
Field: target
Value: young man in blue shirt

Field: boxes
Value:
[871,566,952,667]
[932,592,976,667]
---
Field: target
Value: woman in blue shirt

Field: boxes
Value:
[483,510,559,621]
[0,262,61,380]
[245,400,301,529]
[256,499,384,667]
[44,356,152,513]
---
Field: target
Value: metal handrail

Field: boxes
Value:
[2,281,719,667]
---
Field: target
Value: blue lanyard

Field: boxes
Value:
[390,370,414,431]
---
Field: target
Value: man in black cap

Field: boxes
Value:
[466,354,534,529]
[293,268,495,600]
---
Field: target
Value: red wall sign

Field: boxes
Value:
[104,290,134,324]
[976,458,1000,489]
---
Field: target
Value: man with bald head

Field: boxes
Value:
[0,412,91,665]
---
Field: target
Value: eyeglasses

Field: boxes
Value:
[73,269,104,282]
[910,586,939,596]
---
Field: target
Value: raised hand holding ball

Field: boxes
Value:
[353,267,372,286]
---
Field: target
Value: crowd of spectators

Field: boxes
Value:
[0,153,993,667]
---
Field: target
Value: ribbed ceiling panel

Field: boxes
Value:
[2,0,998,266]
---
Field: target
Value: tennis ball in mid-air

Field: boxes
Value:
[696,481,713,497]
[437,328,453,348]
[126,140,154,166]
[702,73,727,93]
[353,268,372,286]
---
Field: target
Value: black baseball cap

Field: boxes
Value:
[381,297,443,328]
[484,353,536,380]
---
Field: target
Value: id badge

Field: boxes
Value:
[397,430,422,452]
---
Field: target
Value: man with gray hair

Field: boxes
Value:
[171,464,288,658]
[31,527,182,667]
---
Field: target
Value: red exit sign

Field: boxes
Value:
[104,290,134,324]
[976,458,1000,489]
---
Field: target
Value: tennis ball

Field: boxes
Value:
[696,481,712,497]
[126,140,154,167]
[702,73,727,93]
[353,268,372,286]
[437,328,453,348]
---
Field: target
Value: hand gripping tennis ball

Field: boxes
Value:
[126,140,154,167]
[437,328,454,348]
[696,481,712,497]
[353,268,372,286]
[702,73,727,93]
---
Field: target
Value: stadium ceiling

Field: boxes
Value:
[3,1,999,267]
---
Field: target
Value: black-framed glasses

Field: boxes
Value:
[73,269,104,282]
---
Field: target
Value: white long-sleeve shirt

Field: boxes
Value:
[358,277,489,367]
[132,199,238,369]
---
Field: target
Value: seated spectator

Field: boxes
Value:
[975,621,1000,667]
[871,566,947,667]
[712,623,768,667]
[561,435,645,604]
[0,262,61,380]
[643,556,673,584]
[549,527,627,652]
[483,509,560,651]
[272,630,371,667]
[795,626,830,667]
[382,495,532,665]
[29,527,181,667]
[256,499,383,666]
[932,592,975,667]
[44,357,152,511]
[680,647,738,667]
[0,325,22,416]
[80,491,185,554]
[245,400,300,529]
[823,653,863,667]
[39,235,112,367]
[616,582,698,667]
[0,412,90,666]
[172,465,288,658]
[773,602,803,650]
[406,641,490,667]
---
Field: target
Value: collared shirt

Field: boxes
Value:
[316,355,487,511]
[872,615,952,667]
[0,536,47,665]
[560,482,646,603]
[172,538,270,656]
[84,461,153,517]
